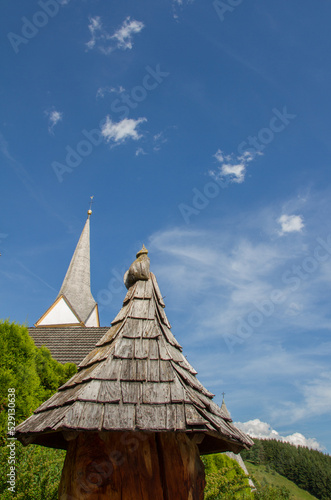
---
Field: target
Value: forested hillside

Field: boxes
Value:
[241,438,331,500]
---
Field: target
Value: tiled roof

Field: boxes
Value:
[29,327,109,365]
[17,249,254,455]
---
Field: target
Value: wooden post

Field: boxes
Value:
[58,431,205,499]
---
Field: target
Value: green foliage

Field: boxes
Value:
[241,438,331,500]
[35,346,77,400]
[247,463,318,500]
[203,453,254,499]
[0,320,77,445]
[253,480,290,499]
[0,441,65,499]
[0,320,77,498]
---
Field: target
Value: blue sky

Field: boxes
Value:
[1,0,331,453]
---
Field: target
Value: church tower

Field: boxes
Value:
[30,209,108,365]
[35,210,99,328]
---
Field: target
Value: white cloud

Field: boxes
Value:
[211,149,259,184]
[101,116,146,144]
[234,419,323,450]
[112,17,145,50]
[86,16,144,55]
[96,86,125,99]
[86,16,102,50]
[278,214,304,235]
[45,109,63,134]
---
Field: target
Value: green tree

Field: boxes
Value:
[203,453,253,499]
[0,320,77,445]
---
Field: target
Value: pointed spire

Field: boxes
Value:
[221,394,231,420]
[35,209,99,327]
[57,213,97,324]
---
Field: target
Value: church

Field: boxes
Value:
[29,209,108,365]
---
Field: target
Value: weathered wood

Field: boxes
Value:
[91,358,122,381]
[112,302,131,324]
[121,381,141,404]
[134,338,150,359]
[130,298,155,320]
[173,363,214,398]
[134,279,153,299]
[136,405,166,429]
[114,337,134,359]
[148,339,159,360]
[160,322,182,348]
[58,431,205,499]
[142,382,171,404]
[102,404,135,430]
[79,343,113,368]
[97,381,121,403]
[147,359,159,382]
[135,359,147,381]
[159,360,175,382]
[142,320,160,338]
[185,405,208,426]
[151,272,166,307]
[120,359,136,381]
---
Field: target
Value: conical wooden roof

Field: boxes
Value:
[15,247,253,454]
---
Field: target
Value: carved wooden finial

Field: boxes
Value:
[124,245,150,289]
[136,244,148,258]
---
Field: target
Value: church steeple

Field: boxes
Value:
[35,209,99,327]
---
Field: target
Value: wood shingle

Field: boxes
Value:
[15,246,253,455]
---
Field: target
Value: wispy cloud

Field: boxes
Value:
[153,130,168,152]
[96,86,125,99]
[135,147,147,156]
[86,16,144,55]
[101,116,146,144]
[45,108,63,134]
[234,419,323,451]
[278,214,304,235]
[171,0,194,20]
[210,149,260,184]
[146,194,331,450]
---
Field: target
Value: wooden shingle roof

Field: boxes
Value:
[29,327,109,365]
[15,248,253,454]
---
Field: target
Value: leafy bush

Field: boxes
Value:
[0,320,76,497]
[203,453,253,499]
[0,320,77,445]
[0,441,65,499]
